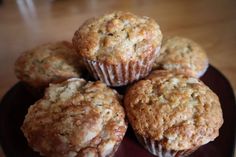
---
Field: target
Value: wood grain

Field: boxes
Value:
[0,0,235,156]
[0,0,236,97]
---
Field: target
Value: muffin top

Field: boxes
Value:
[21,78,127,157]
[124,70,223,151]
[73,11,162,64]
[152,36,208,78]
[15,41,85,88]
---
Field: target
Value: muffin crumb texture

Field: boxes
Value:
[153,36,208,78]
[73,11,162,63]
[21,78,127,157]
[15,41,84,88]
[124,70,223,151]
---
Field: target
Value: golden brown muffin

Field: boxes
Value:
[15,41,85,88]
[124,70,223,156]
[152,36,208,78]
[73,11,162,86]
[21,78,127,157]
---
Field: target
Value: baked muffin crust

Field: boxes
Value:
[124,70,223,151]
[15,41,84,88]
[152,37,208,78]
[73,11,162,64]
[21,78,127,157]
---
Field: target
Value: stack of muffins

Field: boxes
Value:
[15,11,223,157]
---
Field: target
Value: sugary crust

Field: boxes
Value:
[15,41,85,88]
[21,78,127,157]
[124,70,223,151]
[72,11,162,64]
[152,37,208,78]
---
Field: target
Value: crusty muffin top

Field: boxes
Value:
[15,41,84,88]
[152,36,208,78]
[124,70,223,151]
[73,11,162,64]
[21,78,127,157]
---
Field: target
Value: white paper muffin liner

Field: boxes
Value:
[83,47,160,87]
[135,133,199,157]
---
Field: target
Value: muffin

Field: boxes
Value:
[15,41,85,89]
[152,36,208,78]
[73,11,162,86]
[21,78,127,157]
[124,70,223,156]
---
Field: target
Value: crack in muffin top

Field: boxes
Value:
[21,78,127,157]
[124,70,223,151]
[152,36,208,78]
[73,11,162,64]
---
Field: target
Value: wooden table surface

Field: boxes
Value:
[0,0,235,157]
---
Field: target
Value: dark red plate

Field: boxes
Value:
[0,65,235,157]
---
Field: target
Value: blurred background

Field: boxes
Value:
[0,0,235,157]
[1,0,236,98]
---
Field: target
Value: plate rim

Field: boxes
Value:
[0,65,235,157]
